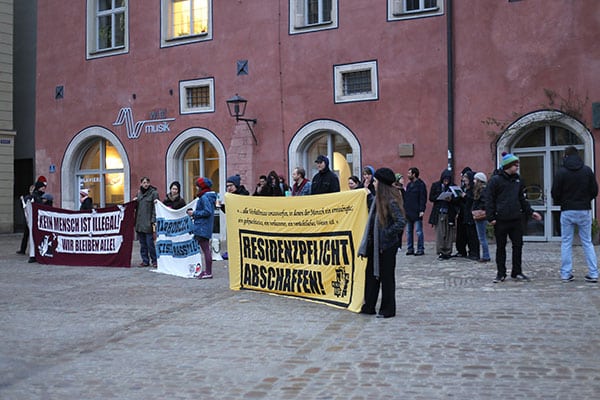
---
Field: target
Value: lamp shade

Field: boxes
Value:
[226,94,248,118]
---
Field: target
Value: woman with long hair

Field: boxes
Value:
[358,167,406,318]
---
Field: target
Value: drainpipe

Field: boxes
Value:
[446,0,454,172]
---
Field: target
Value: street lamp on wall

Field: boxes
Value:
[226,94,258,145]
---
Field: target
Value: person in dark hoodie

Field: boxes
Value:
[486,153,541,283]
[428,169,460,260]
[134,177,159,267]
[311,155,340,195]
[551,146,598,283]
[187,177,217,279]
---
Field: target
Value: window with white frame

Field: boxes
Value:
[334,61,378,104]
[86,0,128,59]
[161,0,212,47]
[179,78,215,114]
[388,0,443,21]
[289,0,338,34]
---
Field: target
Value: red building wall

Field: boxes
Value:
[35,0,600,240]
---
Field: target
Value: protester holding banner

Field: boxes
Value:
[220,175,249,214]
[163,181,186,210]
[187,177,217,279]
[80,189,93,211]
[17,184,35,256]
[358,167,406,319]
[134,177,159,267]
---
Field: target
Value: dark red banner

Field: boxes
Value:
[31,201,136,267]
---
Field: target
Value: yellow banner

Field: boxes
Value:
[225,190,369,312]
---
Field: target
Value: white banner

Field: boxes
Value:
[154,199,204,278]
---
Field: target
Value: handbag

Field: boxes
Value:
[471,209,486,221]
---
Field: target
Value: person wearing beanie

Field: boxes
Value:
[79,188,93,211]
[187,177,217,279]
[291,167,311,196]
[472,172,491,262]
[404,167,427,256]
[428,169,460,260]
[551,146,598,283]
[163,181,186,210]
[358,167,406,318]
[134,177,159,267]
[486,152,542,283]
[220,174,249,214]
[311,155,340,195]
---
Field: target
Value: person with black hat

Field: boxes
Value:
[310,155,340,195]
[163,181,186,210]
[358,167,406,318]
[486,152,542,283]
[187,177,217,279]
[428,169,460,260]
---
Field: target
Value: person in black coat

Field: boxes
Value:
[79,189,94,211]
[310,155,340,195]
[486,152,541,283]
[428,169,460,260]
[404,167,427,256]
[358,168,406,318]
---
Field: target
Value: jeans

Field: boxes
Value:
[560,210,598,279]
[475,219,490,260]
[406,219,424,253]
[138,231,157,265]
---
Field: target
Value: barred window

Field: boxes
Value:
[186,86,210,108]
[343,70,371,96]
[334,61,378,103]
[180,78,214,114]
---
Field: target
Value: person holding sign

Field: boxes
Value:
[188,177,217,279]
[358,167,406,319]
[134,177,159,267]
[428,169,460,260]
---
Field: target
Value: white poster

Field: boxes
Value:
[154,199,204,278]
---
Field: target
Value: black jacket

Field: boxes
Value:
[551,154,598,211]
[428,169,459,226]
[485,170,533,222]
[311,168,340,195]
[404,178,427,222]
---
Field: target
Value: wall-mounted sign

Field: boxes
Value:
[113,107,176,139]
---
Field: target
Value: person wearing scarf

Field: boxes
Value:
[358,167,406,318]
[187,177,217,279]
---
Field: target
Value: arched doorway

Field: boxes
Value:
[288,120,361,190]
[165,127,226,239]
[497,110,594,241]
[62,127,130,210]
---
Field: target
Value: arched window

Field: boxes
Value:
[289,120,361,190]
[181,140,220,201]
[76,139,125,208]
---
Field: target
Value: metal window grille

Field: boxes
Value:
[343,70,371,95]
[186,86,210,108]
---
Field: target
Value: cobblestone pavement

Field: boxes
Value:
[1,232,599,399]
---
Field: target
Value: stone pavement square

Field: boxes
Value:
[1,233,599,399]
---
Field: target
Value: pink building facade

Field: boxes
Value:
[35,0,600,242]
